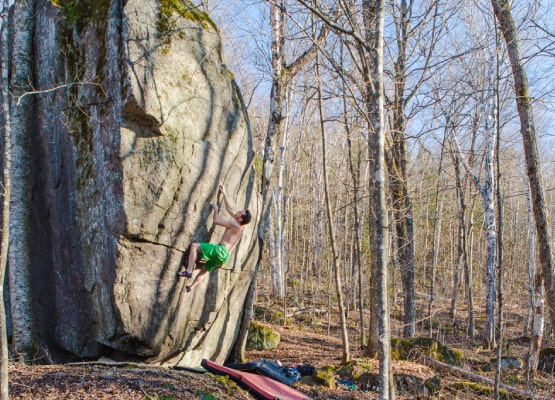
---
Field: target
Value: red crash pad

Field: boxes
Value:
[201,359,310,400]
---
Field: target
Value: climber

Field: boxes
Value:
[177,185,252,292]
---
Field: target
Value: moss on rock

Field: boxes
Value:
[337,359,374,381]
[51,0,110,27]
[314,365,336,388]
[246,321,280,350]
[451,382,519,399]
[391,337,463,366]
[157,0,217,41]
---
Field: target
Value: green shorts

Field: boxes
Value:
[199,243,230,272]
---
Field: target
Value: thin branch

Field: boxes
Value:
[16,82,105,105]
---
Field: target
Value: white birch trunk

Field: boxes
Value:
[447,87,497,348]
[268,208,279,296]
[483,93,498,349]
[368,0,393,397]
[273,108,290,299]
[526,186,543,373]
[428,185,444,337]
[0,1,12,396]
[232,0,326,360]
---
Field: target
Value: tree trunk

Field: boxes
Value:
[268,210,280,296]
[316,53,350,364]
[344,87,365,348]
[491,0,555,333]
[363,0,394,397]
[450,146,474,338]
[526,186,543,374]
[231,0,327,360]
[428,160,445,338]
[494,63,503,399]
[388,0,415,339]
[271,109,290,299]
[0,1,12,396]
[482,88,498,350]
[447,94,497,348]
[8,0,36,361]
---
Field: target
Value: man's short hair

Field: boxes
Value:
[240,209,252,225]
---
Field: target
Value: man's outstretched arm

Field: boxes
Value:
[211,202,238,229]
[219,185,236,216]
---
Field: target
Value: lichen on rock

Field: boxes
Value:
[246,321,281,350]
[390,337,464,366]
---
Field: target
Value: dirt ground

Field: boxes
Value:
[8,317,555,399]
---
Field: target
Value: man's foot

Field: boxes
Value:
[186,286,191,293]
[177,271,192,278]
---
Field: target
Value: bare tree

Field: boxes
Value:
[363,0,394,397]
[490,0,555,339]
[525,184,543,375]
[446,86,498,348]
[448,137,475,338]
[427,143,446,339]
[231,0,327,362]
[343,82,366,348]
[315,51,350,364]
[385,0,445,339]
[0,1,11,396]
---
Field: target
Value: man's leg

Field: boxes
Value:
[186,265,208,292]
[178,242,201,278]
[186,243,201,274]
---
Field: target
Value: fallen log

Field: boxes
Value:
[420,356,533,399]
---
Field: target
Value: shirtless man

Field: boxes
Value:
[178,185,252,292]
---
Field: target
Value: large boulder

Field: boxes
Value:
[28,0,259,366]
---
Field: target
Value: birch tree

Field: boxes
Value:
[449,137,475,338]
[446,85,498,348]
[0,1,11,395]
[231,0,327,361]
[525,184,543,375]
[363,1,394,397]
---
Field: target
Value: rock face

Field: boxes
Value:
[28,0,259,366]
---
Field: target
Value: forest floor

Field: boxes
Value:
[7,301,555,399]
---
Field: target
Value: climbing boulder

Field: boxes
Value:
[27,0,260,366]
